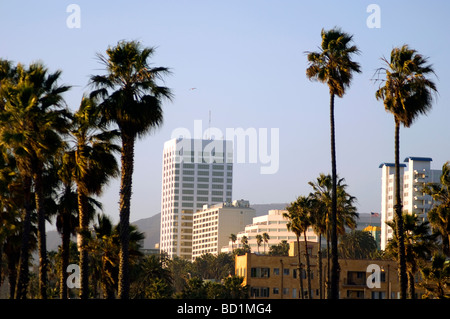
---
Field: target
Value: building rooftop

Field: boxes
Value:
[404,156,433,162]
[378,162,407,168]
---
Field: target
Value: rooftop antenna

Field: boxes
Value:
[208,110,211,140]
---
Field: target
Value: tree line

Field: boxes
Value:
[0,24,448,300]
[0,40,172,299]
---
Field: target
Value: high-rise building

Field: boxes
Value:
[379,157,442,250]
[159,138,233,259]
[192,199,255,260]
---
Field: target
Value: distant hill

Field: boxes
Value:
[131,203,289,249]
[45,204,378,251]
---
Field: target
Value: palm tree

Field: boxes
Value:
[262,232,270,254]
[89,213,144,298]
[256,234,263,254]
[54,169,78,299]
[306,27,361,299]
[423,162,450,257]
[0,62,71,298]
[308,173,358,297]
[229,233,237,253]
[89,40,173,298]
[285,196,315,299]
[386,213,435,298]
[375,45,437,298]
[420,252,450,299]
[67,96,120,299]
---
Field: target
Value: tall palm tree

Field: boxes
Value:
[66,96,120,299]
[423,162,450,257]
[306,27,361,299]
[0,62,71,298]
[89,40,173,298]
[375,45,437,298]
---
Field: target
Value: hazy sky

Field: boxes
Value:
[1,1,449,226]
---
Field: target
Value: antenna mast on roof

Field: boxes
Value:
[208,110,211,140]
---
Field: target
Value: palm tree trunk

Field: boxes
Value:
[60,205,71,299]
[318,234,323,299]
[329,92,340,299]
[34,169,48,299]
[326,231,331,299]
[394,119,408,299]
[15,176,33,299]
[78,191,90,299]
[118,133,135,299]
[296,236,304,299]
[304,230,312,299]
[408,271,415,299]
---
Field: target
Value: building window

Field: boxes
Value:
[251,267,270,278]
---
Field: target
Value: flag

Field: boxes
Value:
[371,212,380,217]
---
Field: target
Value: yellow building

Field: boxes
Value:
[235,242,428,299]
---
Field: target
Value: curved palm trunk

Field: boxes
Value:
[329,92,340,299]
[34,168,48,299]
[15,176,33,299]
[394,119,408,299]
[118,133,135,299]
[304,230,312,299]
[78,191,90,299]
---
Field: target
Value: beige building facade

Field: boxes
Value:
[235,242,430,299]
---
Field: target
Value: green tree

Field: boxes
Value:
[285,196,316,299]
[375,45,437,298]
[306,29,361,298]
[130,254,173,299]
[308,173,358,297]
[338,230,378,259]
[423,162,450,257]
[256,234,263,254]
[89,40,173,298]
[88,213,145,299]
[262,232,270,254]
[0,62,71,298]
[420,253,450,299]
[386,213,435,298]
[67,96,120,299]
[269,240,290,256]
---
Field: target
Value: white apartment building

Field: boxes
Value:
[192,200,255,260]
[159,138,233,259]
[379,156,442,250]
[221,209,318,254]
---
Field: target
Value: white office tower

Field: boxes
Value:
[379,157,442,250]
[160,138,233,259]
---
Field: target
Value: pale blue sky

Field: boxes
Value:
[1,1,449,225]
